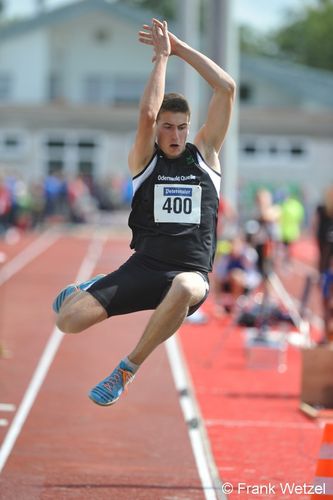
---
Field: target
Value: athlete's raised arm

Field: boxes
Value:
[128,19,171,176]
[151,19,236,173]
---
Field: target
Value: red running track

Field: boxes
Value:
[180,237,323,499]
[0,229,209,499]
[0,229,325,499]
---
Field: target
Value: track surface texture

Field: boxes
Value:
[0,227,325,499]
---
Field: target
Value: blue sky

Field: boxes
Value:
[235,0,314,30]
[6,0,315,31]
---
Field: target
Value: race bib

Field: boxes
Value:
[154,184,202,224]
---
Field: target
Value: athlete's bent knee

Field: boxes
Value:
[56,294,107,333]
[56,313,84,334]
[172,273,206,304]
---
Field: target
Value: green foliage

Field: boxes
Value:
[240,0,333,70]
[127,0,333,71]
[273,0,333,70]
[239,25,274,57]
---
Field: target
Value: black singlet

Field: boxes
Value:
[128,143,221,273]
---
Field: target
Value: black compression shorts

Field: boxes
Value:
[87,252,209,318]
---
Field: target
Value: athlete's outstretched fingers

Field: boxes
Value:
[138,36,153,46]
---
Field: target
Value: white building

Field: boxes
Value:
[238,55,333,212]
[0,0,178,183]
[0,0,332,210]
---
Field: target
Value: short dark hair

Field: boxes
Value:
[157,93,191,119]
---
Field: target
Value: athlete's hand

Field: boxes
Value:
[139,19,179,62]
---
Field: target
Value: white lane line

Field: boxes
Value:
[278,270,324,330]
[269,272,304,330]
[0,233,106,474]
[0,420,8,427]
[0,229,60,287]
[0,404,15,412]
[165,335,222,500]
[291,258,318,277]
[277,260,324,330]
[270,271,324,340]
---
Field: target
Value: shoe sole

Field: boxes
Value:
[88,374,135,407]
[88,394,120,406]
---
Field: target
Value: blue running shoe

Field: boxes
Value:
[52,274,106,313]
[89,361,135,406]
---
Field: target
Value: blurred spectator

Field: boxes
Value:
[214,234,261,312]
[0,175,11,234]
[313,184,333,344]
[30,181,46,228]
[68,174,98,223]
[43,171,68,219]
[217,196,237,240]
[121,177,133,206]
[279,193,304,264]
[0,169,133,236]
[94,176,115,211]
[250,189,281,278]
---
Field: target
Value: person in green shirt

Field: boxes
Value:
[280,194,304,264]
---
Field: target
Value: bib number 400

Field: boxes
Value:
[154,184,201,223]
[162,196,192,215]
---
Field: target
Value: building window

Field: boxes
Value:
[47,160,64,174]
[42,133,100,178]
[4,136,19,148]
[239,83,253,102]
[49,73,63,101]
[78,140,95,149]
[243,143,256,154]
[240,136,308,162]
[46,139,65,148]
[113,77,145,104]
[269,145,278,155]
[0,130,26,158]
[94,28,111,43]
[84,75,114,104]
[78,161,93,177]
[290,145,304,156]
[0,74,12,101]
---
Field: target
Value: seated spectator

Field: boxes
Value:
[214,235,261,312]
[252,189,281,278]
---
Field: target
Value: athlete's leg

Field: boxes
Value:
[89,271,208,406]
[52,274,106,314]
[56,291,108,333]
[55,252,165,334]
[127,271,208,365]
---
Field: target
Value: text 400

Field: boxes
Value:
[162,197,192,214]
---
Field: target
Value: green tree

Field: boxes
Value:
[272,0,333,71]
[239,25,273,56]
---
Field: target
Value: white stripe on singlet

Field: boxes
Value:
[132,154,158,196]
[195,153,221,198]
[132,148,221,198]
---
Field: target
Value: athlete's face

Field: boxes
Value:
[156,111,190,158]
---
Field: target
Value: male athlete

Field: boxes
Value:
[53,18,236,405]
